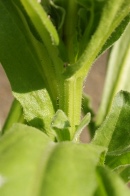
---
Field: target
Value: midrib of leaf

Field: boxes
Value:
[64,0,130,79]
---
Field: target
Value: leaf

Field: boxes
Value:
[45,0,66,32]
[0,123,52,196]
[73,112,91,143]
[2,99,24,134]
[76,0,106,56]
[95,166,130,196]
[96,23,130,126]
[0,1,55,137]
[98,14,130,56]
[119,166,130,183]
[92,91,130,153]
[82,93,95,117]
[93,90,130,183]
[16,0,64,75]
[0,123,107,196]
[51,110,71,141]
[19,0,59,46]
[1,124,128,195]
[105,146,130,182]
[82,93,96,138]
[40,143,106,196]
[64,0,130,78]
[41,0,50,14]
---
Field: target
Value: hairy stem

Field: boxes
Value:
[59,76,83,139]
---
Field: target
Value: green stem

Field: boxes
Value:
[56,0,83,139]
[59,76,83,139]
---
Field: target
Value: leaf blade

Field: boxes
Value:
[40,143,106,196]
[92,91,130,153]
[95,166,130,196]
[0,123,107,196]
[0,124,52,196]
[0,1,55,137]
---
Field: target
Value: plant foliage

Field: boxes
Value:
[0,0,130,195]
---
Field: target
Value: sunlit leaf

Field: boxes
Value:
[0,123,107,196]
[0,124,51,196]
[92,91,130,153]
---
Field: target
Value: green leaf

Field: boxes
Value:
[2,99,24,134]
[82,93,95,117]
[96,23,130,126]
[0,124,107,196]
[16,0,64,76]
[41,0,50,13]
[92,91,130,153]
[64,0,130,78]
[51,110,71,141]
[0,123,51,196]
[82,93,96,138]
[105,148,130,182]
[119,166,130,183]
[42,0,66,32]
[73,112,91,143]
[98,14,130,56]
[0,1,55,137]
[95,166,130,196]
[40,143,106,196]
[76,0,105,56]
[19,0,59,46]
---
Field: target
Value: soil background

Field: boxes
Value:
[0,51,108,141]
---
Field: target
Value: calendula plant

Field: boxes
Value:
[0,0,130,195]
